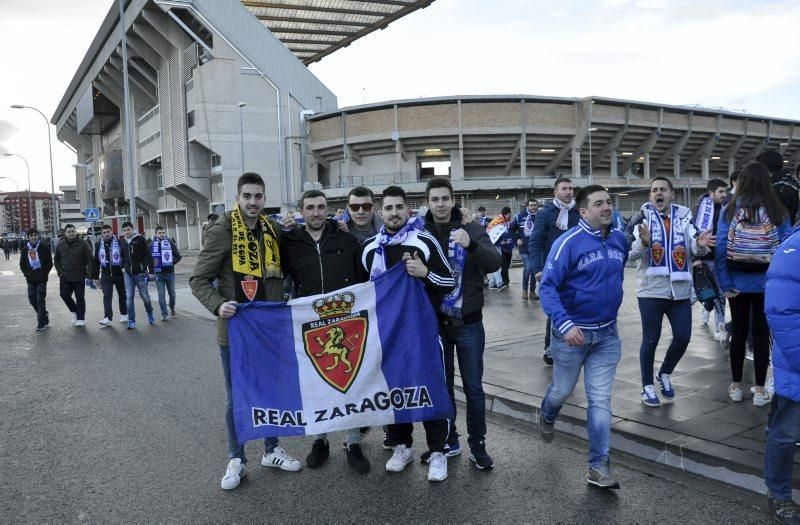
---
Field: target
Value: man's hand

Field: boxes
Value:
[451,228,470,249]
[724,289,739,299]
[337,221,349,232]
[405,252,429,278]
[697,230,715,248]
[637,223,651,245]
[563,326,585,347]
[535,271,542,281]
[281,215,297,230]
[516,238,523,246]
[218,301,238,319]
[93,279,100,287]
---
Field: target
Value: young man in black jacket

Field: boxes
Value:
[280,189,370,473]
[91,224,128,326]
[423,178,501,470]
[19,228,53,331]
[121,221,155,329]
[756,149,798,223]
[151,225,183,321]
[54,224,93,327]
[362,185,455,482]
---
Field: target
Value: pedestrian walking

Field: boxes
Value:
[190,172,302,490]
[91,224,128,326]
[529,177,580,365]
[764,224,800,524]
[537,185,628,489]
[486,207,513,290]
[19,228,52,331]
[2,238,11,260]
[423,177,501,470]
[54,224,92,327]
[716,161,792,406]
[280,189,370,473]
[629,177,713,407]
[362,185,455,482]
[151,225,182,321]
[509,199,538,300]
[121,221,155,329]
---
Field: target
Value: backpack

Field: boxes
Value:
[726,206,780,272]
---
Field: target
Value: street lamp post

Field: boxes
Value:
[238,102,247,172]
[3,153,33,230]
[11,105,58,239]
[0,176,20,233]
[588,127,598,185]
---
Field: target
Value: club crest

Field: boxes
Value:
[241,275,258,302]
[672,245,687,270]
[651,242,664,266]
[302,291,368,393]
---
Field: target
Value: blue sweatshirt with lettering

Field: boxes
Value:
[540,219,628,336]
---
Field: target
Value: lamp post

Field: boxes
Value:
[3,153,33,230]
[588,127,598,184]
[238,102,247,173]
[0,176,20,233]
[11,105,57,239]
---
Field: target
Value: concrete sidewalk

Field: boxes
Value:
[458,266,798,496]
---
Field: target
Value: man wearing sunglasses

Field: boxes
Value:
[341,186,384,244]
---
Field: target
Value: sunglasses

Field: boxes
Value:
[348,203,374,212]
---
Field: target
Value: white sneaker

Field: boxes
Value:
[261,446,302,472]
[702,309,710,325]
[98,317,112,326]
[71,313,77,325]
[745,348,754,361]
[385,444,414,472]
[119,314,129,323]
[221,458,245,490]
[74,320,86,327]
[753,390,773,407]
[729,385,743,402]
[427,451,447,482]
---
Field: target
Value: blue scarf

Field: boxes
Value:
[151,238,173,272]
[440,235,467,318]
[695,196,715,231]
[369,217,424,280]
[99,236,121,268]
[27,241,41,270]
[644,203,691,281]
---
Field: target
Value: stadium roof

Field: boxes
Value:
[240,0,435,64]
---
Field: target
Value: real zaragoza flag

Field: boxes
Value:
[228,264,453,442]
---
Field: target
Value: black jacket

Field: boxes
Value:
[91,237,126,279]
[424,207,501,322]
[150,238,182,274]
[54,237,92,281]
[772,172,799,224]
[528,201,580,274]
[123,235,154,275]
[280,220,368,298]
[19,242,53,284]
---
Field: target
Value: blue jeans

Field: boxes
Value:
[441,320,486,448]
[541,325,621,467]
[124,273,153,323]
[520,253,534,292]
[155,272,176,317]
[764,394,800,500]
[220,345,278,462]
[638,298,691,386]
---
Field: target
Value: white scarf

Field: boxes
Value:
[695,196,715,232]
[523,211,535,237]
[369,217,424,280]
[553,198,575,231]
[27,241,41,270]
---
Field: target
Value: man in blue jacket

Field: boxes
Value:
[764,226,800,523]
[529,177,580,364]
[537,185,628,489]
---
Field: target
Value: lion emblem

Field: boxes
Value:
[314,326,353,373]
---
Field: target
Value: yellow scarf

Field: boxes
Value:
[231,207,281,280]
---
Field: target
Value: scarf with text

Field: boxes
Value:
[695,196,715,232]
[523,211,536,237]
[27,241,41,270]
[553,199,575,231]
[644,202,691,281]
[369,217,425,280]
[440,233,467,318]
[99,236,121,268]
[231,207,281,302]
[151,238,173,272]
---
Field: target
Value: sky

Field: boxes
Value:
[1,0,798,195]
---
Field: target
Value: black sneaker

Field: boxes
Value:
[346,444,370,474]
[306,439,329,468]
[543,347,554,366]
[44,313,50,326]
[382,426,393,450]
[469,441,494,470]
[768,494,800,524]
[36,325,47,331]
[538,412,555,443]
[170,307,176,317]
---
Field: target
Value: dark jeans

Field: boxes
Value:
[27,282,48,328]
[385,419,449,453]
[441,320,486,448]
[100,273,127,320]
[520,253,535,292]
[729,293,770,386]
[544,317,552,350]
[500,251,512,286]
[59,280,86,320]
[220,346,278,463]
[155,272,176,317]
[638,298,691,386]
[764,394,800,501]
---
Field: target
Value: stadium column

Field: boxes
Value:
[610,151,618,178]
[673,154,681,179]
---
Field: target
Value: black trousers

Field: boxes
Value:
[385,419,449,453]
[27,282,48,328]
[59,280,86,320]
[500,251,512,285]
[729,292,770,386]
[100,273,127,320]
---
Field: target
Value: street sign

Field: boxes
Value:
[83,208,100,222]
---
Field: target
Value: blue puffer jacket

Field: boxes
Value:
[764,226,800,402]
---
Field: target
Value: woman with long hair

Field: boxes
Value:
[715,161,792,406]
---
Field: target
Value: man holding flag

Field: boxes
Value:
[190,172,302,490]
[91,224,128,326]
[151,225,182,321]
